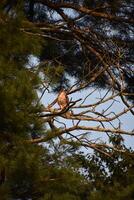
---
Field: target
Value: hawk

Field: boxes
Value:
[57,89,69,110]
[48,89,72,118]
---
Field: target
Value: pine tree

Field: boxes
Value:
[0,2,88,199]
[0,1,134,199]
[0,2,43,198]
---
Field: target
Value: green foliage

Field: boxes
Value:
[0,143,88,200]
[0,5,43,137]
[44,64,64,86]
[0,1,134,200]
[0,4,87,200]
[0,5,46,198]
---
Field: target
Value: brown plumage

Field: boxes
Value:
[57,89,69,110]
[48,89,72,118]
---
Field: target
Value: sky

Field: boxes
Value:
[29,56,134,151]
[41,81,134,149]
[27,6,134,154]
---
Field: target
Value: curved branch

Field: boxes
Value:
[38,0,134,24]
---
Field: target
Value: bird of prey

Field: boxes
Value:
[57,89,69,110]
[48,88,71,117]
